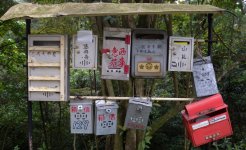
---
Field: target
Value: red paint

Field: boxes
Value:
[127,122,144,129]
[119,48,126,55]
[118,57,126,68]
[98,115,105,121]
[181,94,233,147]
[125,35,131,44]
[124,65,129,74]
[71,106,77,113]
[109,114,116,120]
[83,107,90,113]
[101,49,110,54]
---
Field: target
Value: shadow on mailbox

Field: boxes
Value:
[181,94,233,147]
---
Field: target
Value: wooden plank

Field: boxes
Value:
[28,76,60,80]
[60,35,65,101]
[69,96,194,101]
[28,62,60,67]
[29,87,60,92]
[29,46,60,51]
[0,3,225,21]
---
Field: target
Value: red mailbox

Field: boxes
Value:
[181,94,233,147]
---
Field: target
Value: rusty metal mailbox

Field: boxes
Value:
[131,29,167,78]
[181,94,233,147]
[70,100,93,134]
[168,36,194,72]
[101,27,131,80]
[193,56,219,97]
[124,97,152,130]
[28,35,69,101]
[72,34,98,69]
[95,100,119,135]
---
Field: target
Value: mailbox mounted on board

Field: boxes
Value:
[28,35,69,101]
[131,29,167,78]
[70,100,93,134]
[124,97,152,130]
[95,100,119,135]
[72,31,98,70]
[193,56,219,97]
[181,94,233,147]
[101,27,131,80]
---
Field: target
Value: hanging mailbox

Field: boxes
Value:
[193,56,219,97]
[72,33,98,69]
[131,29,168,78]
[70,100,93,134]
[181,94,233,147]
[95,100,119,135]
[28,35,69,101]
[124,97,152,130]
[101,27,131,80]
[168,36,194,72]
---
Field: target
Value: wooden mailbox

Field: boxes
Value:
[28,35,69,101]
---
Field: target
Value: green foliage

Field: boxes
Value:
[138,127,152,150]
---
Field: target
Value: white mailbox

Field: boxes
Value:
[70,100,93,134]
[72,34,98,69]
[101,27,131,80]
[28,35,69,101]
[193,56,219,97]
[168,37,194,72]
[95,100,118,135]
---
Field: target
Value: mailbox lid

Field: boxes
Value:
[95,100,119,109]
[129,97,152,107]
[185,94,227,120]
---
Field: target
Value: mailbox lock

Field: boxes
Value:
[106,109,112,113]
[78,105,83,111]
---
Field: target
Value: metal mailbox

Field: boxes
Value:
[101,27,131,80]
[181,94,233,147]
[70,100,93,134]
[131,29,168,78]
[168,36,194,72]
[193,56,219,97]
[72,34,98,69]
[124,97,152,130]
[95,100,119,135]
[28,35,69,101]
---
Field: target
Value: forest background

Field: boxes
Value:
[0,0,245,150]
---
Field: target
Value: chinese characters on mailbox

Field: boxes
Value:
[168,37,194,72]
[101,28,131,80]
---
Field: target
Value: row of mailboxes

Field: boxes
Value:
[70,98,152,135]
[72,28,195,80]
[181,94,233,147]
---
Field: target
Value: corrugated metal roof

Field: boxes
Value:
[0,2,225,21]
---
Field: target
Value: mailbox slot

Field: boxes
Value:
[181,94,233,147]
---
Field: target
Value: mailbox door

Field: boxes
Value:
[193,56,219,97]
[168,37,194,72]
[189,110,233,147]
[70,100,93,134]
[72,35,98,69]
[131,29,167,78]
[101,27,131,80]
[28,35,69,101]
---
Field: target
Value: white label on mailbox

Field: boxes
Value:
[209,115,226,124]
[192,120,209,130]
